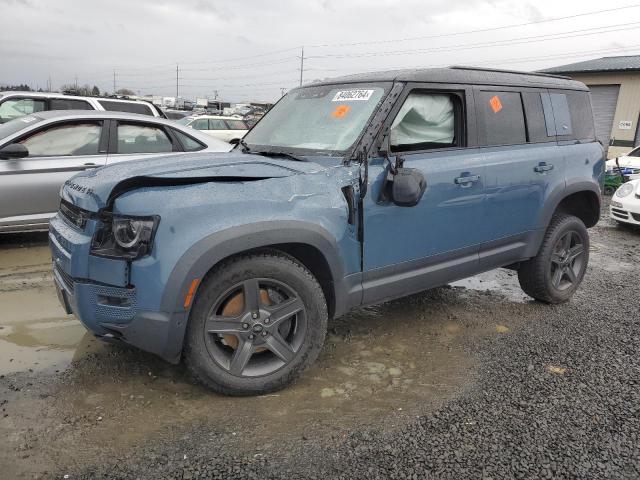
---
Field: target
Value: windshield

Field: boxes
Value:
[628,146,640,157]
[244,83,389,154]
[0,115,42,139]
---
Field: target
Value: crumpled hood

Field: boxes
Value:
[61,151,328,212]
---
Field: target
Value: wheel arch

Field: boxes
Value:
[541,182,601,230]
[158,221,351,360]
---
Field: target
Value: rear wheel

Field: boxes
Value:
[518,214,589,304]
[184,252,327,395]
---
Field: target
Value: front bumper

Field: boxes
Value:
[610,197,640,225]
[49,214,185,363]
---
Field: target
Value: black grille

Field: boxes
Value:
[59,200,89,230]
[611,208,629,219]
[54,264,74,293]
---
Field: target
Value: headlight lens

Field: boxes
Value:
[616,183,635,198]
[91,214,159,260]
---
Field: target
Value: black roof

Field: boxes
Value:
[307,66,588,91]
[540,55,640,74]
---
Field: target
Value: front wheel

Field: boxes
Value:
[184,252,328,396]
[518,214,589,304]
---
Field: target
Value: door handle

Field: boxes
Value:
[534,162,554,173]
[454,174,480,186]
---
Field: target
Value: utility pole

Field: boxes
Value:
[74,74,78,91]
[214,89,218,100]
[176,64,179,99]
[299,46,304,86]
[113,69,116,94]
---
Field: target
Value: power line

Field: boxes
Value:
[307,22,640,60]
[307,4,640,48]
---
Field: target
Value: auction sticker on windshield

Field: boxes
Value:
[332,89,374,102]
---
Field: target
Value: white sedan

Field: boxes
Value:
[177,115,248,144]
[610,179,640,227]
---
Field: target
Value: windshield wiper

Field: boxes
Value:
[238,138,251,153]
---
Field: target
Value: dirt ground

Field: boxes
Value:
[0,198,638,479]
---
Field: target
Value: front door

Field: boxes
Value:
[362,85,486,304]
[0,120,107,229]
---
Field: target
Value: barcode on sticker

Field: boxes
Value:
[332,90,374,102]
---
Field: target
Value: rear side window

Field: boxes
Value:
[20,122,102,156]
[565,91,595,140]
[116,123,173,154]
[390,91,459,152]
[478,91,526,146]
[0,98,46,123]
[522,92,551,143]
[225,119,248,130]
[50,98,93,111]
[98,100,153,116]
[172,129,205,152]
[550,93,572,137]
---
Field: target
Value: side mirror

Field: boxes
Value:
[391,167,426,207]
[0,143,29,160]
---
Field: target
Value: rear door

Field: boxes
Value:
[0,120,107,227]
[475,87,565,268]
[206,118,232,142]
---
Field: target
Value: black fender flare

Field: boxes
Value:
[160,220,347,317]
[537,181,601,231]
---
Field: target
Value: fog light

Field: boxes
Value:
[611,201,623,208]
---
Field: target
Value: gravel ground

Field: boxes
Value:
[1,200,639,479]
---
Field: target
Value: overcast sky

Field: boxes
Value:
[1,0,640,102]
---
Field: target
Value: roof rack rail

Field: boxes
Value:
[449,65,571,80]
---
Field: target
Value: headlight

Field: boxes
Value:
[91,214,159,260]
[615,183,635,198]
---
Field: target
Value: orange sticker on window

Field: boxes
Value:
[489,95,503,113]
[332,105,351,119]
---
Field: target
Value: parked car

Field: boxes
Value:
[164,110,192,121]
[0,91,165,124]
[0,110,231,232]
[177,115,248,143]
[610,179,640,226]
[49,67,604,395]
[606,145,640,176]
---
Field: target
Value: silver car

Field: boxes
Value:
[0,110,232,232]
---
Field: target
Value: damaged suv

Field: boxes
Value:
[50,67,604,395]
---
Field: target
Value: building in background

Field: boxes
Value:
[542,55,640,158]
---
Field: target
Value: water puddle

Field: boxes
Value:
[451,268,529,303]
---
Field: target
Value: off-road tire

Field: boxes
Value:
[518,214,589,304]
[184,251,328,396]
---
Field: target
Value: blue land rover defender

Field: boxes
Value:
[50,67,604,395]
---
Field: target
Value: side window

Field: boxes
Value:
[522,92,551,143]
[191,119,209,130]
[116,123,173,154]
[50,99,93,111]
[98,100,153,116]
[550,93,572,137]
[19,122,102,157]
[172,129,206,152]
[208,119,227,130]
[225,119,248,130]
[390,92,459,152]
[478,91,526,146]
[566,91,595,140]
[0,98,46,123]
